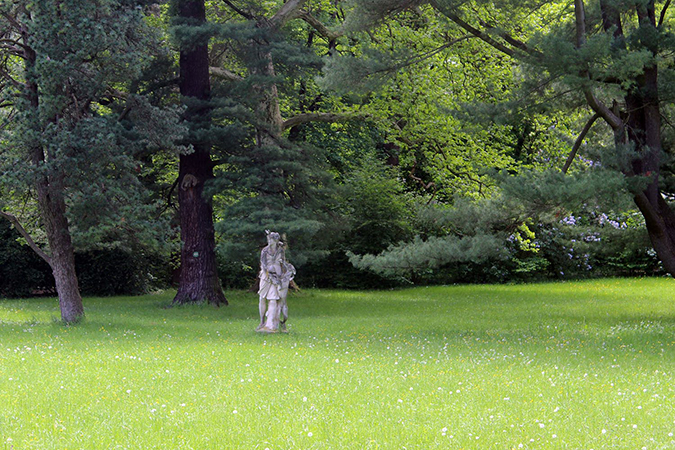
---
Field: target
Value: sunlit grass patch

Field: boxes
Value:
[1,278,675,448]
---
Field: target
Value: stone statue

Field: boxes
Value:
[257,230,295,333]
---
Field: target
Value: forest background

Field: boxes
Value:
[1,0,671,318]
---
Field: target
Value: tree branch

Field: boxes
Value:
[574,0,587,48]
[269,0,308,29]
[582,83,622,130]
[0,11,24,33]
[0,211,52,265]
[429,2,516,56]
[366,36,472,78]
[221,0,255,20]
[576,0,622,130]
[0,66,26,90]
[296,9,342,41]
[659,0,671,27]
[562,113,600,174]
[476,19,539,56]
[209,66,243,81]
[282,111,366,130]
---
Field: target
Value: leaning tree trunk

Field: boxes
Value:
[173,0,227,306]
[36,174,84,323]
[24,45,84,323]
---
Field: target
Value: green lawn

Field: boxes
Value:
[1,278,675,449]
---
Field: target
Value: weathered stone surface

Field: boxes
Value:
[256,230,295,333]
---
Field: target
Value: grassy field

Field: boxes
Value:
[1,278,675,449]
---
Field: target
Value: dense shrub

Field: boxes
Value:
[75,249,170,296]
[0,221,54,297]
[0,221,170,297]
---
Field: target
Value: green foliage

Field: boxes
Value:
[299,156,416,289]
[347,166,659,284]
[341,158,414,255]
[349,195,517,281]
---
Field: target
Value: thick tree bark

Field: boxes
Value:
[625,69,675,274]
[604,2,675,275]
[173,0,227,306]
[36,175,84,322]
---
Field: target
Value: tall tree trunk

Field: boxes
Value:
[622,5,675,275]
[25,46,84,323]
[591,1,675,275]
[253,48,284,145]
[626,81,675,274]
[173,0,227,306]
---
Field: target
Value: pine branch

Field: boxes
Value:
[364,37,472,79]
[282,111,366,130]
[0,211,52,265]
[600,0,624,38]
[562,113,600,174]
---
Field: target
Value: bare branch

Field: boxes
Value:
[0,211,52,265]
[269,0,308,28]
[221,0,255,20]
[363,36,472,80]
[0,38,27,50]
[282,111,367,130]
[582,88,622,130]
[562,113,600,174]
[477,19,539,56]
[578,0,623,129]
[209,66,243,81]
[296,9,342,41]
[0,66,26,90]
[574,0,586,48]
[659,0,671,27]
[0,11,23,32]
[429,2,516,56]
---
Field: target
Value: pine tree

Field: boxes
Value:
[189,1,365,275]
[0,0,181,322]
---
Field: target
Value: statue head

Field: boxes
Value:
[265,230,281,246]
